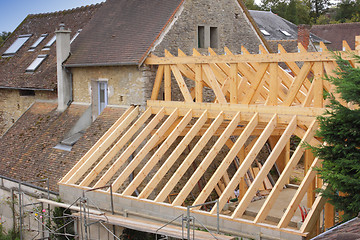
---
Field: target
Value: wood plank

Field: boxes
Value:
[242,63,269,104]
[164,65,171,101]
[192,113,258,208]
[111,108,179,192]
[232,116,296,218]
[230,63,238,103]
[254,120,318,223]
[305,150,316,208]
[122,109,193,196]
[210,114,278,214]
[170,65,193,102]
[195,64,203,102]
[93,108,166,188]
[154,112,224,202]
[324,202,335,229]
[278,157,322,228]
[151,65,164,100]
[79,108,152,187]
[172,112,240,206]
[138,110,209,199]
[145,49,357,65]
[313,62,324,108]
[300,184,329,233]
[62,106,137,184]
[203,64,227,104]
[282,62,313,106]
[268,62,278,106]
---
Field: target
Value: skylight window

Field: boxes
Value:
[26,55,48,72]
[42,35,56,50]
[260,29,270,36]
[70,29,82,44]
[29,34,48,51]
[280,30,291,36]
[2,34,32,56]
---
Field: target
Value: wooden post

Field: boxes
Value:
[164,65,171,101]
[324,202,335,229]
[305,150,315,208]
[195,64,203,102]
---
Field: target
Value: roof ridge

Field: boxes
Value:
[312,22,360,28]
[27,2,104,18]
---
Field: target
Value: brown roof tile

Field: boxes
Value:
[65,0,183,67]
[311,22,360,51]
[0,4,102,90]
[312,216,360,239]
[0,102,126,191]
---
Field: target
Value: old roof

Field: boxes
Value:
[249,10,327,44]
[0,102,126,191]
[0,3,102,90]
[311,22,360,51]
[65,0,183,67]
[312,216,360,240]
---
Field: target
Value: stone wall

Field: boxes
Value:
[153,0,264,56]
[0,89,56,136]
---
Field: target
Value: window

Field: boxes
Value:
[42,35,56,50]
[260,29,270,36]
[210,27,218,48]
[29,34,48,51]
[2,34,32,56]
[198,26,205,48]
[70,29,82,44]
[98,81,108,115]
[197,26,218,49]
[280,30,291,37]
[26,55,48,72]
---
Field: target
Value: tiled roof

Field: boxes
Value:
[249,10,328,44]
[0,102,126,191]
[311,22,360,51]
[0,3,102,90]
[65,0,183,67]
[312,216,360,240]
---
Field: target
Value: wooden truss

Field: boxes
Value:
[60,37,360,238]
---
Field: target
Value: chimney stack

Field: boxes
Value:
[56,23,72,112]
[298,24,310,50]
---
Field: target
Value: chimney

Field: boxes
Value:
[56,23,72,112]
[298,24,310,50]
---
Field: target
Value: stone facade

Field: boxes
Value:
[152,0,264,56]
[0,89,56,135]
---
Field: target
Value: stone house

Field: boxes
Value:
[0,4,102,135]
[0,0,269,236]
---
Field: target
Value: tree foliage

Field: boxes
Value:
[311,54,360,220]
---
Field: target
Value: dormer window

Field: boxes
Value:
[42,35,56,50]
[260,29,270,36]
[280,30,291,36]
[2,34,32,57]
[70,29,82,44]
[29,34,48,51]
[26,55,48,72]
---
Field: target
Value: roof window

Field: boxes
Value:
[280,30,291,36]
[29,34,48,51]
[42,35,56,50]
[2,34,32,57]
[260,29,270,36]
[70,29,82,44]
[26,54,48,72]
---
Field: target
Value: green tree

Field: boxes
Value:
[244,0,261,10]
[335,0,360,22]
[312,54,360,220]
[0,32,11,45]
[311,0,331,19]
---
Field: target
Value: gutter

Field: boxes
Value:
[0,174,59,195]
[0,86,54,91]
[64,62,137,68]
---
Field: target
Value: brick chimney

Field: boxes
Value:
[298,24,310,50]
[56,23,72,112]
